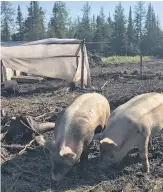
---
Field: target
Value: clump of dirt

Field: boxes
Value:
[131,70,139,75]
[88,53,104,68]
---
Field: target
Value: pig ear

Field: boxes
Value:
[100,138,117,152]
[60,147,76,164]
[35,135,54,150]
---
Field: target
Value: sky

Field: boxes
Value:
[11,1,163,29]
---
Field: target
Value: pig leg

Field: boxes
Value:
[138,136,150,173]
[80,147,89,162]
[148,138,153,151]
[80,133,94,162]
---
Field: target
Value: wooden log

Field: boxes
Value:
[122,74,156,80]
[17,115,55,133]
[11,75,44,83]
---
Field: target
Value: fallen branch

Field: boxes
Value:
[123,74,156,80]
[78,87,102,93]
[35,111,55,121]
[0,131,8,141]
[1,144,34,150]
[101,81,109,90]
[84,181,104,192]
[92,71,121,78]
[1,154,7,161]
[3,120,11,127]
[21,116,55,133]
[20,119,40,135]
[18,138,35,155]
[1,108,6,117]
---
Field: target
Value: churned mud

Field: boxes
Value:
[1,59,163,192]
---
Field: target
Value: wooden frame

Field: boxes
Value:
[81,39,85,89]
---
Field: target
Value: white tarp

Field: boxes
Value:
[1,38,91,86]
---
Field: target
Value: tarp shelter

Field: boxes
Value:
[1,38,91,87]
[1,41,24,82]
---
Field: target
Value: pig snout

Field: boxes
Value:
[51,172,64,182]
[51,166,71,182]
[51,160,73,182]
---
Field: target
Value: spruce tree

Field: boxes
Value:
[79,2,91,46]
[134,1,146,52]
[93,15,104,55]
[33,2,45,40]
[111,2,127,55]
[108,12,112,25]
[146,5,163,56]
[127,6,138,55]
[73,17,82,39]
[100,8,113,56]
[16,5,24,41]
[1,1,15,41]
[91,14,96,40]
[142,4,157,54]
[23,2,34,41]
[66,17,75,38]
[47,2,68,38]
[23,1,45,41]
[89,15,96,52]
[105,13,114,56]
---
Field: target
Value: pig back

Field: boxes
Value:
[66,93,110,131]
[140,101,163,136]
[55,93,110,148]
[123,93,163,134]
[103,93,163,142]
[111,93,163,120]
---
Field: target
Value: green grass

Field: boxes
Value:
[101,56,150,65]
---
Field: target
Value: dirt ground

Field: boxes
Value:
[1,59,163,192]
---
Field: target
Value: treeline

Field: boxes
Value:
[1,1,163,57]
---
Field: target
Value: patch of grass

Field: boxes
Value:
[102,56,151,66]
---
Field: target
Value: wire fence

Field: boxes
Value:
[85,41,163,95]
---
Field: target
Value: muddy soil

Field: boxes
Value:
[1,60,163,192]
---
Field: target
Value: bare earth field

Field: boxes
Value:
[1,59,163,192]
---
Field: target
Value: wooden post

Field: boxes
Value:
[81,39,85,89]
[1,61,3,83]
[140,55,143,80]
[1,61,7,83]
[13,70,16,76]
